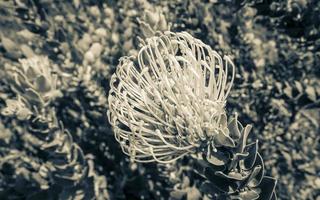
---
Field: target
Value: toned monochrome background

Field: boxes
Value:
[0,0,319,200]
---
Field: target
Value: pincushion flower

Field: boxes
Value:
[108,31,235,163]
[8,56,61,109]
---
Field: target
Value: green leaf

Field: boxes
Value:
[240,165,262,189]
[59,186,86,200]
[270,192,277,200]
[257,176,277,200]
[228,116,241,140]
[170,190,187,200]
[228,152,249,171]
[204,167,237,193]
[193,158,210,175]
[200,181,221,197]
[248,153,264,188]
[236,189,260,200]
[206,150,229,167]
[215,171,249,181]
[53,165,88,187]
[186,186,202,200]
[61,130,74,153]
[237,125,252,153]
[214,129,235,148]
[219,114,228,128]
[243,140,258,169]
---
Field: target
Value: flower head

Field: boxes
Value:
[9,56,61,109]
[108,32,235,163]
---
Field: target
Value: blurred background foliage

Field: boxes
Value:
[0,0,319,199]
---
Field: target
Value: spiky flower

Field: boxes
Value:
[108,31,235,163]
[8,56,61,110]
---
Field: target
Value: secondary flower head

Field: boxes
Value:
[8,56,61,109]
[108,31,235,163]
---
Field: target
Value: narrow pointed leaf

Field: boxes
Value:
[248,153,264,188]
[170,190,186,200]
[235,189,260,200]
[228,117,241,140]
[206,150,229,167]
[229,152,249,171]
[243,140,258,169]
[257,176,277,200]
[204,167,237,192]
[214,130,235,148]
[215,171,249,181]
[238,125,252,153]
[240,165,262,189]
